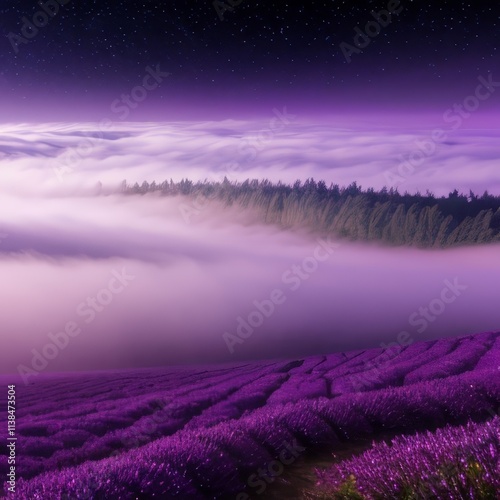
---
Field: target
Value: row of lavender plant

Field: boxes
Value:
[304,416,499,500]
[7,363,499,498]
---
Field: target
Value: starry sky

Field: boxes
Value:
[0,0,499,120]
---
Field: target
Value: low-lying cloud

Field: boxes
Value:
[1,193,499,375]
[0,121,500,196]
[1,122,499,375]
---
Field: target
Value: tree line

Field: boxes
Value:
[120,178,500,247]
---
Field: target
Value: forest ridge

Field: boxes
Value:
[120,178,500,247]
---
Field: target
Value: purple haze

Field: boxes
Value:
[0,121,499,374]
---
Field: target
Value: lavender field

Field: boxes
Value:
[2,330,499,499]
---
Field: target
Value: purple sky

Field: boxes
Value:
[1,1,499,122]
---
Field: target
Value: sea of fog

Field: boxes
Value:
[1,120,500,196]
[0,122,499,374]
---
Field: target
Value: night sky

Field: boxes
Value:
[0,1,499,120]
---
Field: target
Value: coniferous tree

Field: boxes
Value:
[119,178,500,247]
